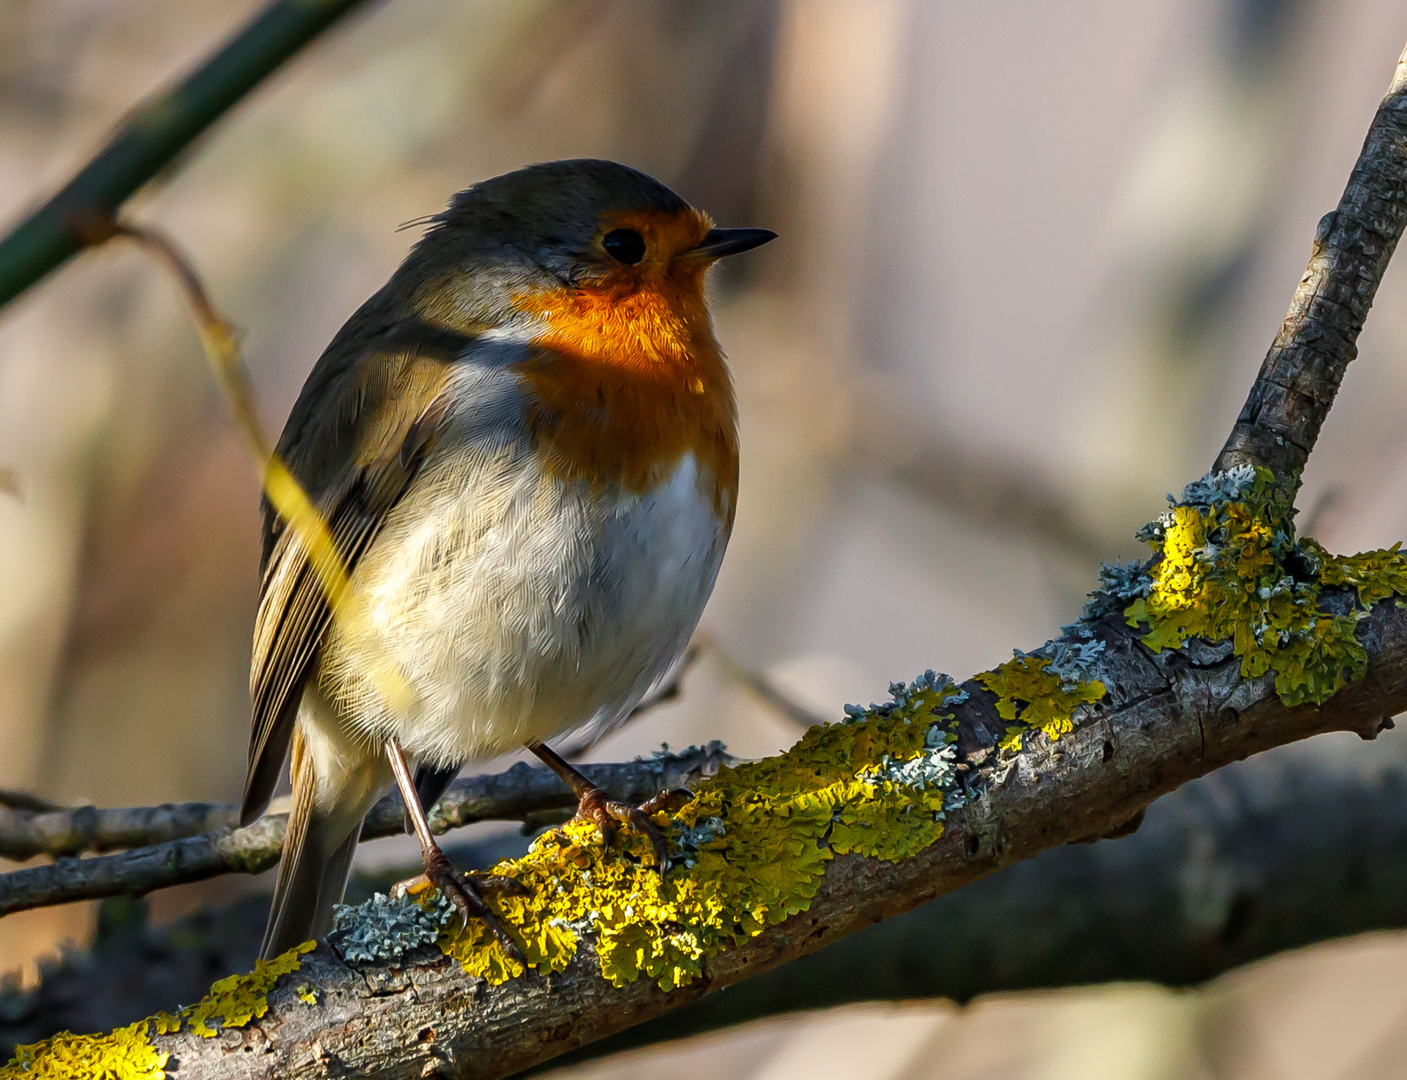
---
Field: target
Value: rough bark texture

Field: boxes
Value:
[9,23,1407,1080]
[7,735,1407,1065]
[1215,47,1407,481]
[0,748,729,915]
[565,737,1407,1064]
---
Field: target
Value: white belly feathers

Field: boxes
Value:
[316,418,729,767]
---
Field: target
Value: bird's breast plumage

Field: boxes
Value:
[316,326,736,765]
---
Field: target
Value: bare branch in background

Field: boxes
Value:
[874,425,1131,564]
[0,747,730,915]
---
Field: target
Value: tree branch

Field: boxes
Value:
[0,0,375,310]
[544,742,1407,1066]
[1215,45,1407,484]
[97,603,1407,1080]
[7,745,1406,1064]
[0,748,729,915]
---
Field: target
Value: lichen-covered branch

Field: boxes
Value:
[555,743,1407,1064]
[0,748,729,916]
[7,745,1406,1064]
[0,0,374,310]
[1215,42,1407,483]
[11,594,1401,1080]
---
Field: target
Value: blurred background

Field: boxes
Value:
[4,0,1407,1077]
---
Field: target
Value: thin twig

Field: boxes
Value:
[0,790,62,815]
[11,749,1407,1058]
[109,223,414,715]
[0,746,731,916]
[698,634,829,730]
[0,0,375,310]
[1215,43,1407,487]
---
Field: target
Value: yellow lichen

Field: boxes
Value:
[440,675,967,990]
[975,654,1106,751]
[2,938,323,1073]
[180,940,316,1037]
[0,1022,167,1080]
[1122,467,1407,707]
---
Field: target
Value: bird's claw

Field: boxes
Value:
[574,787,671,870]
[392,852,524,963]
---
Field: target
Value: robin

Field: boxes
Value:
[239,159,774,961]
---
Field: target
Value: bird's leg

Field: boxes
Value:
[385,740,523,960]
[527,742,684,869]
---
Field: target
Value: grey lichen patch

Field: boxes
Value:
[331,892,452,965]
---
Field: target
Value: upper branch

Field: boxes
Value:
[0,0,373,310]
[1215,43,1407,484]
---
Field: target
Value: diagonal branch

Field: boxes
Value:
[7,736,1407,1063]
[127,604,1407,1080]
[0,748,729,915]
[0,0,375,310]
[1215,45,1407,484]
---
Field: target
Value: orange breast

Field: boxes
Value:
[509,269,738,523]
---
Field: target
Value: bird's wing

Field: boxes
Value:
[240,318,474,826]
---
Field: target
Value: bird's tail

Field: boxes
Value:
[259,727,365,961]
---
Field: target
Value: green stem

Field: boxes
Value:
[0,0,375,310]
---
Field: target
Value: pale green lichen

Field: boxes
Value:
[332,891,452,964]
[976,649,1107,752]
[431,671,970,990]
[1112,466,1407,707]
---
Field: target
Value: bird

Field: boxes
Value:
[238,159,775,961]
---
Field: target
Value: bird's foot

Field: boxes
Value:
[573,786,692,870]
[392,850,526,962]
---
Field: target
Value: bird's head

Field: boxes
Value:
[403,159,775,368]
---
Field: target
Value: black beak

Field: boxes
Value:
[688,227,777,259]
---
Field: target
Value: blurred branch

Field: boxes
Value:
[879,429,1120,564]
[0,789,60,814]
[11,749,1407,1062]
[58,601,1407,1079]
[699,633,829,730]
[0,747,730,915]
[0,0,376,311]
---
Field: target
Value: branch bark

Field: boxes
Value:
[88,35,1407,1080]
[0,0,375,310]
[0,748,729,914]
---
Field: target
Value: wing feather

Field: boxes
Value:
[240,320,471,825]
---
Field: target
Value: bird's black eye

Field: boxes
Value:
[602,228,646,265]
